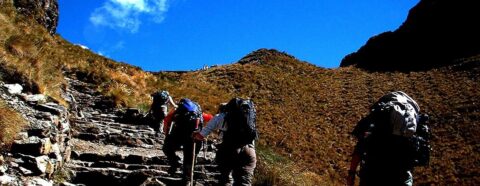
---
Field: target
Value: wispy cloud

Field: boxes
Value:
[90,0,169,33]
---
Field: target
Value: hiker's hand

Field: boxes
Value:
[193,132,205,141]
[346,170,355,186]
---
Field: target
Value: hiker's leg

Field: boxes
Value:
[152,109,163,133]
[232,145,256,186]
[163,135,181,172]
[182,140,202,181]
[216,147,233,186]
[159,105,168,133]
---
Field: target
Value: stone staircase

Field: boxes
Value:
[65,78,219,186]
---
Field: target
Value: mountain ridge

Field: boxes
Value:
[340,0,480,71]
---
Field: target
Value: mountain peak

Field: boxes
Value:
[238,48,296,65]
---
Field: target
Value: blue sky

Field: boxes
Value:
[57,0,419,71]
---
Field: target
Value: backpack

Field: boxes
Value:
[171,98,203,137]
[354,91,431,168]
[411,114,431,166]
[370,91,420,137]
[151,91,170,108]
[223,98,258,147]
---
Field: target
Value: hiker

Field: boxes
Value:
[149,90,177,135]
[194,98,258,186]
[162,98,206,185]
[347,91,431,186]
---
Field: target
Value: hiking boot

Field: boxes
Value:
[167,166,180,175]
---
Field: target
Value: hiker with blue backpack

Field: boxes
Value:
[194,98,258,186]
[149,90,177,135]
[162,98,205,185]
[347,91,431,186]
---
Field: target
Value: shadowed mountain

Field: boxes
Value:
[340,0,480,71]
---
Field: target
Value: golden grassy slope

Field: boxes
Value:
[0,5,159,107]
[160,49,479,185]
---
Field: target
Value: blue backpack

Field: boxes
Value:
[172,98,203,136]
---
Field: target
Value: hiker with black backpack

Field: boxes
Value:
[149,90,177,136]
[347,91,431,186]
[193,98,258,186]
[162,98,204,185]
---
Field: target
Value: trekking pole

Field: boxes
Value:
[191,141,196,186]
[203,137,208,159]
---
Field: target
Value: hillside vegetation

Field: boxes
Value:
[0,2,159,107]
[0,1,479,185]
[151,49,479,185]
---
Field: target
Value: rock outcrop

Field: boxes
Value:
[340,0,480,71]
[5,0,59,34]
[0,82,71,185]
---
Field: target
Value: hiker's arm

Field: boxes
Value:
[347,144,362,186]
[195,113,224,140]
[163,110,175,134]
[168,96,177,108]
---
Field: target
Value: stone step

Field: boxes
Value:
[69,159,218,172]
[73,133,156,147]
[71,166,219,186]
[71,153,168,165]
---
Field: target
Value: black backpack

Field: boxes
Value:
[151,91,169,109]
[223,98,258,147]
[171,98,203,137]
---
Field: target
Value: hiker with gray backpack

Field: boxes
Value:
[347,91,431,186]
[149,90,177,136]
[194,98,258,186]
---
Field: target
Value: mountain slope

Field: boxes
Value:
[0,2,159,107]
[162,49,479,185]
[340,0,480,71]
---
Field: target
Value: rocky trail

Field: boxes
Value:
[0,76,220,186]
[65,77,220,186]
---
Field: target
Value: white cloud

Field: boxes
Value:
[90,0,169,33]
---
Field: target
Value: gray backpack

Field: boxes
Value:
[371,91,420,137]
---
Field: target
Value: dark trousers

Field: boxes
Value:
[162,134,202,180]
[216,144,257,186]
[360,168,413,186]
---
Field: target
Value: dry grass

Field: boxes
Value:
[254,145,338,186]
[0,99,27,146]
[0,5,161,107]
[176,49,480,185]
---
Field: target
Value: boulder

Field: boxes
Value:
[22,94,47,104]
[19,155,50,175]
[25,177,53,186]
[0,174,15,185]
[35,103,67,116]
[11,137,52,156]
[3,84,23,95]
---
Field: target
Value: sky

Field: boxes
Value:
[57,0,419,71]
